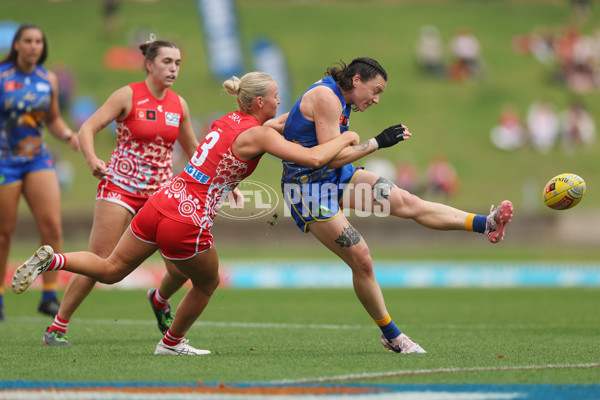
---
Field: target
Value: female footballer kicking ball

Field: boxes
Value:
[280,57,514,354]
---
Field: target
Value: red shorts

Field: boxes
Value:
[130,201,213,260]
[97,180,148,215]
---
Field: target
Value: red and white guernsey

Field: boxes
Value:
[107,81,182,197]
[149,111,263,232]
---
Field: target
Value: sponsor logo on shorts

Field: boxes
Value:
[165,112,181,127]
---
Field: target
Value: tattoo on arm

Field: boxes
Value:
[352,141,370,152]
[334,225,362,248]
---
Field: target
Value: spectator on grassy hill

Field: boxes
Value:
[424,152,460,201]
[42,37,201,347]
[490,104,527,151]
[13,71,360,356]
[280,57,514,355]
[448,26,482,82]
[529,26,557,65]
[564,32,597,93]
[415,25,445,77]
[0,23,80,322]
[394,154,421,195]
[526,100,560,153]
[570,0,592,23]
[101,0,121,37]
[559,99,596,154]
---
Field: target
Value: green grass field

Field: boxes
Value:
[1,287,599,385]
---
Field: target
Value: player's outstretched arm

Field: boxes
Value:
[235,126,359,168]
[325,124,412,169]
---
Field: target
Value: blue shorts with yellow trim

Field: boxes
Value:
[0,152,55,186]
[281,164,359,232]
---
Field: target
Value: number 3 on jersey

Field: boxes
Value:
[190,131,220,167]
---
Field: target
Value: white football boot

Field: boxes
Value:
[12,245,54,294]
[381,333,427,354]
[154,339,211,355]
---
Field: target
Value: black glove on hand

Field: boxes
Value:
[374,124,406,149]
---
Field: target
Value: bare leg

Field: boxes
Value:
[0,183,21,320]
[148,257,189,334]
[167,246,220,336]
[57,200,133,322]
[22,170,64,292]
[348,169,470,229]
[59,228,157,284]
[158,258,188,298]
[308,214,388,320]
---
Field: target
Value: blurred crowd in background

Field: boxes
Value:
[415,24,483,83]
[490,99,596,155]
[1,0,597,201]
[412,0,597,201]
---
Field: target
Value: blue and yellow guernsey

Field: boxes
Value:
[0,62,53,162]
[281,75,352,185]
[281,75,359,232]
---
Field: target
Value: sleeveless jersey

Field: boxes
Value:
[149,111,263,232]
[281,75,352,184]
[0,62,53,162]
[107,81,182,197]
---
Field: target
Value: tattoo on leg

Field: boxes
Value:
[334,225,362,248]
[374,176,397,201]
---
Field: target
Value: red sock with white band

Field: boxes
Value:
[48,254,66,271]
[153,289,170,309]
[48,315,69,333]
[162,328,184,347]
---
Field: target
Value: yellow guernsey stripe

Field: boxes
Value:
[374,313,391,327]
[464,213,475,232]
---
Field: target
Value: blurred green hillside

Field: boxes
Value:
[2,0,598,219]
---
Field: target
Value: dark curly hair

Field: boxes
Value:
[326,57,387,91]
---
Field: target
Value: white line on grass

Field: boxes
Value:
[14,317,585,332]
[12,316,362,330]
[269,363,600,384]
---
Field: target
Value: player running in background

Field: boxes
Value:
[0,23,80,321]
[13,71,361,355]
[281,57,514,354]
[43,37,202,346]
